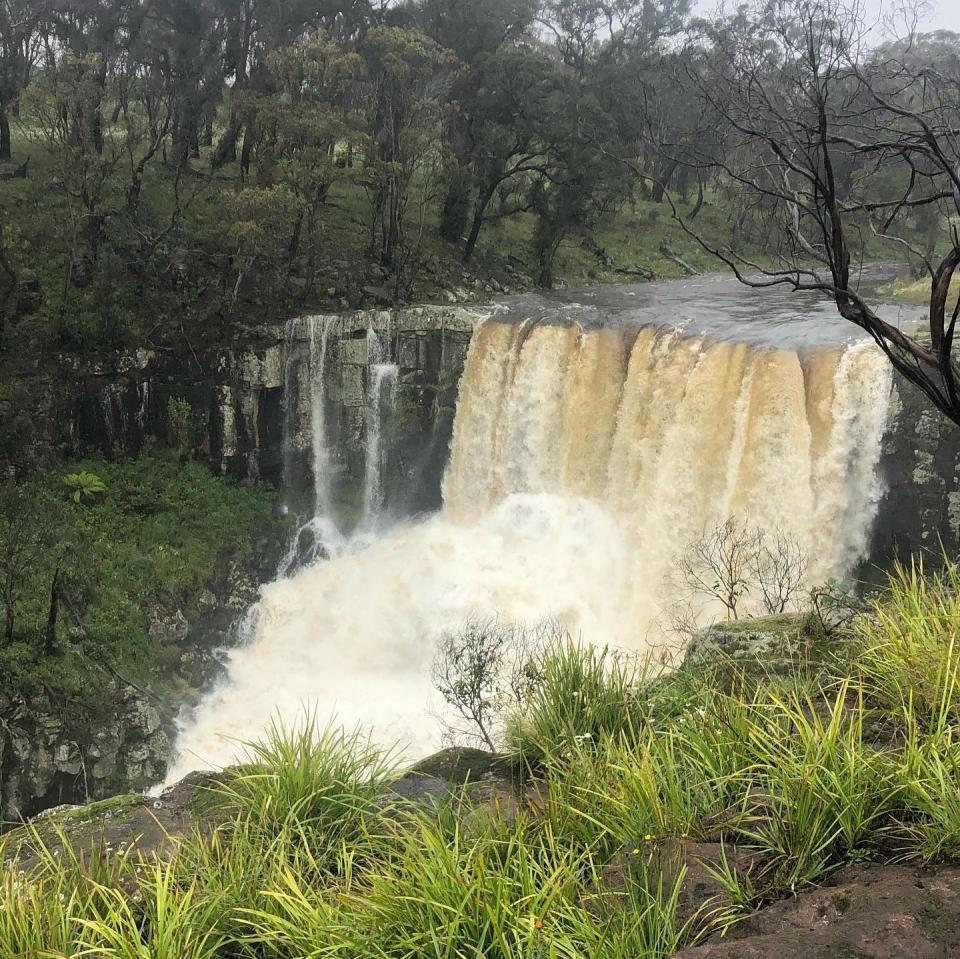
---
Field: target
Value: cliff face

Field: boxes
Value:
[5,308,960,566]
[867,375,960,577]
[2,306,479,515]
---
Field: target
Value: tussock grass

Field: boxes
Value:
[6,558,960,958]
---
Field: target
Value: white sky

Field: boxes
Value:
[694,0,955,33]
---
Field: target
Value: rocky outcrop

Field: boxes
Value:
[2,747,522,858]
[868,373,960,575]
[280,306,482,517]
[0,689,168,823]
[674,862,960,959]
[682,614,820,672]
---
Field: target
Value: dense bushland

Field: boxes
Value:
[0,451,276,701]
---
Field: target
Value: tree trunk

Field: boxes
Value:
[211,117,241,169]
[3,557,14,644]
[463,183,498,262]
[0,105,11,162]
[651,158,679,204]
[240,123,253,181]
[689,175,705,220]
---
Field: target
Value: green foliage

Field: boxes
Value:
[63,469,107,503]
[506,641,646,768]
[165,396,194,458]
[0,452,274,698]
[219,715,397,864]
[857,559,960,734]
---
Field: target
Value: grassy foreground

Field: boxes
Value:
[5,560,960,957]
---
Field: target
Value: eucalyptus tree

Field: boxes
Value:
[359,24,455,267]
[408,0,540,251]
[0,0,43,160]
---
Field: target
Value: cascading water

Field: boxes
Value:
[165,311,893,782]
[309,315,337,519]
[361,326,399,531]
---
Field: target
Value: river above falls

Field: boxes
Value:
[490,267,920,349]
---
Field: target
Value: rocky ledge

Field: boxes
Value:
[0,535,283,824]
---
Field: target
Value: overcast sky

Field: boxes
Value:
[694,0,955,33]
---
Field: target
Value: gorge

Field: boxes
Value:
[3,275,956,796]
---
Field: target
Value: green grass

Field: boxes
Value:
[880,273,960,306]
[6,558,960,957]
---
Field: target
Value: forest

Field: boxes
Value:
[2,0,959,395]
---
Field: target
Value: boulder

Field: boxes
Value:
[674,862,960,959]
[3,770,231,875]
[682,614,835,677]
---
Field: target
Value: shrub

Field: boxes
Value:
[506,641,647,769]
[431,617,557,749]
[856,558,960,734]
[217,714,397,868]
[63,470,107,504]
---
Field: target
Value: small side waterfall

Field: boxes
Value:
[361,337,399,529]
[308,315,337,519]
[165,312,895,783]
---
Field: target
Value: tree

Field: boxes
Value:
[22,53,126,274]
[669,519,809,632]
[413,0,540,248]
[239,37,364,294]
[360,25,455,267]
[679,0,960,426]
[0,0,42,160]
[431,618,555,749]
[449,45,558,262]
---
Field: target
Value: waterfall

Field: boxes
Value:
[165,316,893,782]
[308,315,336,518]
[362,352,399,529]
[445,323,892,591]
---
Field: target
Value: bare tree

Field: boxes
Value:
[669,519,810,636]
[753,529,809,614]
[667,0,960,426]
[674,518,761,622]
[431,617,560,750]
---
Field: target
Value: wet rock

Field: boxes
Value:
[0,689,171,822]
[148,607,189,645]
[3,771,232,876]
[409,746,519,785]
[383,748,524,826]
[385,772,454,809]
[674,862,960,959]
